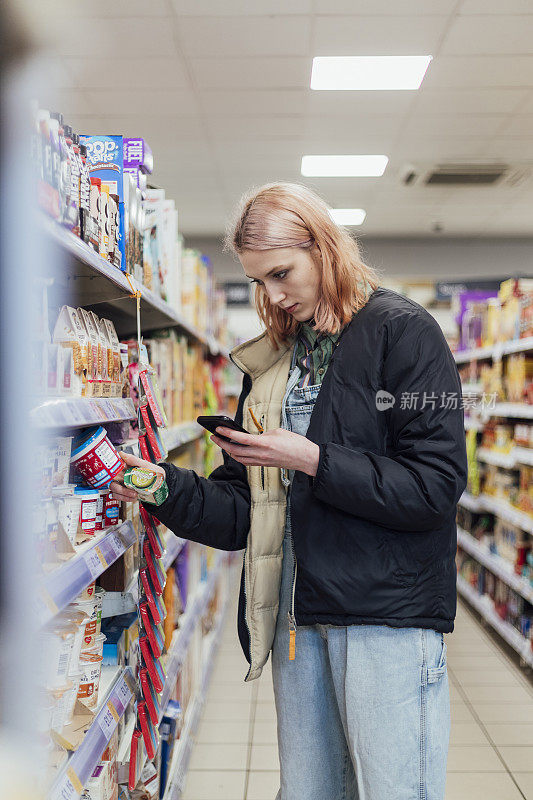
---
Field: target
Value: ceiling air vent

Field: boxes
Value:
[425,164,508,185]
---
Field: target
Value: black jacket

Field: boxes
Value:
[154,288,467,663]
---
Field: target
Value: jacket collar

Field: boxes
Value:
[230,330,296,380]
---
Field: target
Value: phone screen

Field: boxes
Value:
[197,415,250,442]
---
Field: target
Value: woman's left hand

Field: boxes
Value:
[211,427,321,477]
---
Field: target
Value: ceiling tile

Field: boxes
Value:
[302,114,405,140]
[177,16,311,56]
[198,89,308,116]
[207,115,305,139]
[423,56,533,88]
[85,89,199,117]
[190,57,310,89]
[516,90,533,112]
[68,0,169,16]
[391,135,488,161]
[412,89,527,115]
[172,0,312,15]
[67,57,189,89]
[51,17,177,58]
[313,0,456,13]
[441,15,533,55]
[496,114,533,136]
[307,91,415,117]
[460,0,533,14]
[401,114,505,138]
[313,15,446,56]
[480,137,533,159]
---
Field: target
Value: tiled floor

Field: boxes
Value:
[182,589,533,800]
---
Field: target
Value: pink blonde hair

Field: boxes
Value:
[224,182,380,349]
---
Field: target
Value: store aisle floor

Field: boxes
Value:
[182,587,533,800]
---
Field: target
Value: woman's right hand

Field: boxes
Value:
[109,451,166,503]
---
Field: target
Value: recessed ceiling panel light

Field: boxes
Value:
[311,56,433,91]
[301,155,388,177]
[329,208,366,226]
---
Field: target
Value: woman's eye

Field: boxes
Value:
[274,271,287,280]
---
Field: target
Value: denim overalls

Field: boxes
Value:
[270,344,450,800]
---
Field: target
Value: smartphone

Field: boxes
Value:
[196,415,250,443]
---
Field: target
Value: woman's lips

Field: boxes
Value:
[285,303,298,313]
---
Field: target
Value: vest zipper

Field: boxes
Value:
[260,414,265,490]
[288,521,298,661]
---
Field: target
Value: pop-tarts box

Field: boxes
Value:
[80,134,126,271]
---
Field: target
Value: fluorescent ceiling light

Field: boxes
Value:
[301,155,388,177]
[311,56,432,91]
[329,208,366,226]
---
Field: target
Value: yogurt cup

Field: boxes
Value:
[71,427,124,489]
[55,487,82,545]
[79,581,96,601]
[76,488,99,538]
[77,650,104,709]
[71,588,103,651]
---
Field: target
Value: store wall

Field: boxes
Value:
[189,235,533,284]
[188,234,533,342]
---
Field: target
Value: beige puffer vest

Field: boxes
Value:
[230,330,296,681]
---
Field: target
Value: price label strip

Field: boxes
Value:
[85,547,107,581]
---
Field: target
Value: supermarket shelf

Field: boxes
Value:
[163,421,203,453]
[456,575,533,668]
[457,526,533,604]
[477,446,533,469]
[480,494,533,534]
[483,403,533,420]
[162,536,188,572]
[102,534,187,618]
[458,491,485,513]
[31,397,136,429]
[458,491,533,533]
[45,218,228,354]
[461,382,483,395]
[454,336,533,365]
[50,667,135,800]
[159,556,225,717]
[464,418,484,432]
[162,607,226,800]
[39,521,137,627]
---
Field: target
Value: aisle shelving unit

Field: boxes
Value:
[117,554,228,792]
[39,212,232,799]
[456,526,533,605]
[456,575,533,668]
[162,598,227,800]
[50,667,135,800]
[32,397,136,429]
[39,521,137,626]
[44,217,229,355]
[454,333,533,663]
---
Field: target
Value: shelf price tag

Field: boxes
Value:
[98,701,119,739]
[85,548,105,580]
[115,676,133,713]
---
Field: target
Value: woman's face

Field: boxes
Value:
[239,246,322,323]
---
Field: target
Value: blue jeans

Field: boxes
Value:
[272,354,450,799]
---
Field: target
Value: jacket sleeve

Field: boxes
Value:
[146,373,252,551]
[311,312,468,532]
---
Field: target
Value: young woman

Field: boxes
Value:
[112,183,467,800]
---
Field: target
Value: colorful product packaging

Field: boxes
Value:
[71,427,124,489]
[80,135,126,271]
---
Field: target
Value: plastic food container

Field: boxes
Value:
[77,636,105,709]
[71,426,124,489]
[95,490,106,531]
[71,588,103,651]
[79,581,96,601]
[76,488,99,538]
